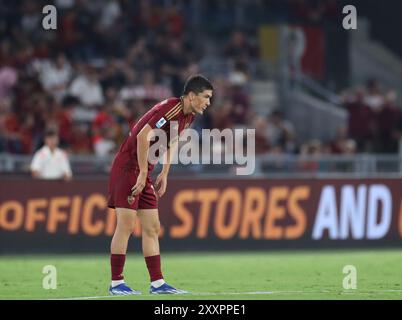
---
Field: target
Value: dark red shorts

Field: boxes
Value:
[107,165,158,211]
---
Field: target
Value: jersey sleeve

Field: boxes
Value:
[147,99,182,129]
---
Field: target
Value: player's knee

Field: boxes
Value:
[143,221,160,238]
[117,219,135,235]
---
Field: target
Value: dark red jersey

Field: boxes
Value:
[112,96,194,172]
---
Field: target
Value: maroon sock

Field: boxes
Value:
[111,254,126,281]
[145,255,163,282]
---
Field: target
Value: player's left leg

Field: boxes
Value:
[137,209,161,257]
[138,209,187,294]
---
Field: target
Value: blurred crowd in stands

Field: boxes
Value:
[1,0,400,162]
[292,77,402,164]
[0,0,259,157]
[341,79,402,154]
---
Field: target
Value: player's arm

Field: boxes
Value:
[145,99,182,197]
[131,124,154,196]
[155,138,178,198]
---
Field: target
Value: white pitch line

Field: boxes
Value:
[51,291,321,300]
[51,295,122,300]
[190,291,322,295]
[51,289,402,300]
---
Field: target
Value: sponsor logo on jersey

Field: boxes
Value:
[156,117,167,128]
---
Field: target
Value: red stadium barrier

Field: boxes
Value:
[1,177,401,253]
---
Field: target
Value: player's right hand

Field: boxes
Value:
[131,172,147,196]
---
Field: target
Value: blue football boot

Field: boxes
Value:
[150,283,188,294]
[109,283,141,296]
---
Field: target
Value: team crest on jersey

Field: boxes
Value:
[156,117,167,128]
[127,195,134,205]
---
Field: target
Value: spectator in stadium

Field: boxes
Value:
[252,115,271,154]
[92,101,118,157]
[69,122,93,154]
[209,99,235,130]
[30,128,73,180]
[375,90,401,153]
[0,104,9,153]
[329,126,356,154]
[160,37,193,96]
[0,65,18,100]
[340,80,402,153]
[165,4,185,37]
[1,0,257,161]
[266,110,296,151]
[224,30,257,62]
[39,53,72,102]
[125,38,154,77]
[69,65,104,108]
[299,139,324,172]
[363,78,385,112]
[0,97,28,154]
[20,1,42,39]
[119,70,172,103]
[100,60,127,93]
[283,25,305,87]
[96,11,126,60]
[93,126,117,157]
[342,87,374,152]
[132,0,163,36]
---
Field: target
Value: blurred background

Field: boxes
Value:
[2,0,402,177]
[3,1,402,300]
[2,0,402,254]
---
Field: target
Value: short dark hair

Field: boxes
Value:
[44,128,58,137]
[183,74,213,95]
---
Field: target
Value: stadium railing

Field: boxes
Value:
[1,153,402,178]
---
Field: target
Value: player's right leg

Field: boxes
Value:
[109,207,141,295]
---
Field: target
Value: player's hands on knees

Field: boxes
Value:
[155,172,168,198]
[131,172,147,196]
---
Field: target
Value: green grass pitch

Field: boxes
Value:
[1,249,401,300]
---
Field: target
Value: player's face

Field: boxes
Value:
[190,90,213,115]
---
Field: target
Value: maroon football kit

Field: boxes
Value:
[108,97,194,210]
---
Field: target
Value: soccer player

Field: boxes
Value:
[107,75,213,295]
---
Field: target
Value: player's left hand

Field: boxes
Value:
[155,173,168,198]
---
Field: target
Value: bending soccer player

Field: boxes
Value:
[108,75,213,295]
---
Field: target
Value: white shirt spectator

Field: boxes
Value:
[94,138,116,157]
[70,75,104,107]
[119,84,172,101]
[99,0,122,30]
[364,94,384,111]
[40,60,72,101]
[30,146,72,180]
